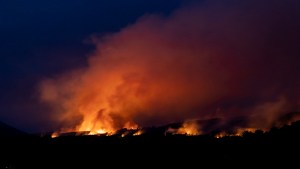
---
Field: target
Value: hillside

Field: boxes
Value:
[0,121,27,137]
[0,121,300,168]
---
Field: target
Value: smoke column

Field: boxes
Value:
[39,0,300,133]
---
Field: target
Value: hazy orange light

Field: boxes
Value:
[167,120,201,136]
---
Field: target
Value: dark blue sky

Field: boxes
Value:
[0,0,186,132]
[0,0,183,76]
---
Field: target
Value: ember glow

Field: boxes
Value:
[133,129,144,136]
[39,0,300,135]
[214,128,261,139]
[167,121,201,136]
[51,132,59,138]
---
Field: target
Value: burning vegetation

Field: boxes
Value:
[39,0,300,137]
[48,118,269,139]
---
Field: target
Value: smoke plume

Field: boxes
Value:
[39,0,300,133]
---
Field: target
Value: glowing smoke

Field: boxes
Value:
[39,0,300,133]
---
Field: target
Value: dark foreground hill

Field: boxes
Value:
[0,121,27,137]
[1,121,300,168]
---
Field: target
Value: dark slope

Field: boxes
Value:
[0,121,27,137]
[0,121,299,168]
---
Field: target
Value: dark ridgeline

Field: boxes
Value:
[0,121,27,137]
[0,120,300,168]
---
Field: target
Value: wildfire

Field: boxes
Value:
[133,129,144,136]
[51,132,59,138]
[49,119,140,138]
[88,129,110,136]
[38,0,300,145]
[121,131,130,137]
[214,127,262,138]
[166,121,201,136]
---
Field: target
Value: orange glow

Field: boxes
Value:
[121,131,130,137]
[214,127,263,138]
[167,121,201,136]
[235,128,258,136]
[133,129,144,136]
[88,129,108,136]
[51,132,59,138]
[39,0,300,136]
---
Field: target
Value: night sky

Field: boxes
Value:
[0,0,183,132]
[1,0,300,134]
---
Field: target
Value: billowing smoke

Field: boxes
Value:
[39,0,300,133]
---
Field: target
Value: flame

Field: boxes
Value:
[124,122,139,130]
[133,129,144,136]
[51,132,59,138]
[235,128,258,136]
[52,109,140,136]
[214,127,263,138]
[39,0,300,136]
[49,120,140,138]
[167,121,201,136]
[88,129,109,136]
[121,132,129,137]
